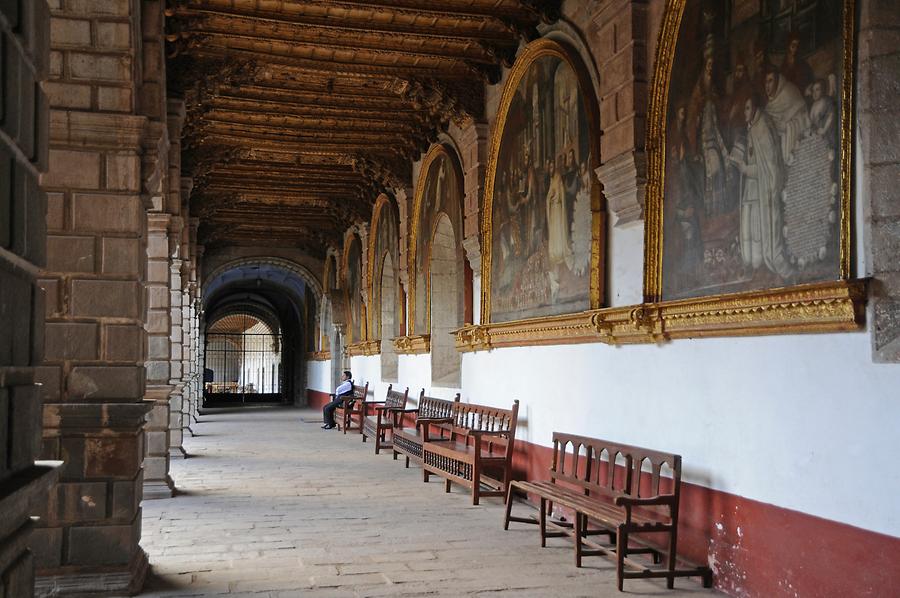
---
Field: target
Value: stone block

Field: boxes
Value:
[863,112,900,164]
[56,481,107,522]
[70,279,140,318]
[84,434,142,479]
[0,387,7,477]
[2,550,34,597]
[43,149,101,189]
[50,17,91,47]
[147,335,169,360]
[34,365,62,403]
[58,436,86,479]
[72,193,141,232]
[146,260,168,283]
[65,0,131,17]
[142,40,162,80]
[104,324,142,362]
[859,52,900,115]
[872,219,900,273]
[96,21,130,50]
[145,360,169,382]
[29,527,63,569]
[38,277,61,317]
[869,163,900,219]
[46,192,64,230]
[873,299,900,363]
[97,85,132,112]
[145,429,167,456]
[44,322,98,361]
[46,235,95,273]
[145,311,168,334]
[105,153,140,192]
[43,81,92,109]
[9,385,41,470]
[101,236,139,274]
[69,52,131,83]
[49,50,63,77]
[0,145,11,250]
[0,266,32,367]
[67,365,143,400]
[67,524,135,566]
[110,479,138,520]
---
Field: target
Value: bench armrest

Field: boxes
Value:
[391,408,420,414]
[416,417,453,426]
[470,429,509,437]
[614,495,675,507]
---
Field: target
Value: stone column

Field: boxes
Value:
[33,1,155,594]
[167,217,187,458]
[589,0,649,225]
[859,0,900,362]
[0,1,62,596]
[143,212,175,498]
[459,121,488,323]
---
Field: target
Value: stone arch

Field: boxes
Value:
[429,213,463,387]
[409,143,468,336]
[204,256,324,307]
[341,232,366,343]
[379,251,399,381]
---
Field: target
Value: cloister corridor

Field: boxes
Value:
[139,407,717,598]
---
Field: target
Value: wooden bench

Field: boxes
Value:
[391,392,460,467]
[503,432,712,591]
[334,382,368,434]
[361,384,408,454]
[422,400,519,506]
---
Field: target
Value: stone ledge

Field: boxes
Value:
[0,462,63,542]
[35,546,149,598]
[48,110,148,151]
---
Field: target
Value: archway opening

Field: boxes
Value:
[205,313,283,402]
[430,213,462,387]
[380,252,398,381]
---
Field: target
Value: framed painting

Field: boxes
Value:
[480,38,604,332]
[645,0,855,303]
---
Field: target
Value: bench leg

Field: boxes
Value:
[667,525,678,589]
[539,498,547,548]
[574,512,584,568]
[503,486,515,531]
[616,524,627,592]
[392,450,398,460]
[423,468,429,482]
[405,455,409,468]
[445,479,451,493]
[472,482,479,506]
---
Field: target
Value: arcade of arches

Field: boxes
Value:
[0,1,898,597]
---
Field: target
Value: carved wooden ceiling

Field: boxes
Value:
[165,0,560,255]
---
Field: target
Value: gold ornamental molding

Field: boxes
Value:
[455,280,866,352]
[392,334,431,355]
[345,340,380,357]
[306,351,331,362]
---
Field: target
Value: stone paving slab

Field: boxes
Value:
[140,407,720,597]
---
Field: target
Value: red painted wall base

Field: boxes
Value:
[306,388,331,409]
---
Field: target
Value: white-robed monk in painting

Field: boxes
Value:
[545,156,572,299]
[763,69,810,166]
[729,95,793,278]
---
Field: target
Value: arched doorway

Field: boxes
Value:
[430,214,462,387]
[380,251,398,381]
[204,312,283,402]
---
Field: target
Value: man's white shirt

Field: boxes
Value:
[335,380,352,396]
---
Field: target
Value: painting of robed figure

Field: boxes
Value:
[487,41,600,324]
[660,0,850,300]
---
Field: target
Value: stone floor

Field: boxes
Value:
[140,406,719,597]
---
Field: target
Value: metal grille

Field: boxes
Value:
[204,315,283,403]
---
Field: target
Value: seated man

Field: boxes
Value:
[321,370,354,429]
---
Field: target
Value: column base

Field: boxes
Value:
[143,475,175,500]
[35,547,149,598]
[169,446,188,459]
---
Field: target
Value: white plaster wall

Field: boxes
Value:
[460,332,900,538]
[306,360,332,394]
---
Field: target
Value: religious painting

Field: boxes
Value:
[409,145,464,335]
[344,235,364,343]
[655,0,852,301]
[484,39,601,324]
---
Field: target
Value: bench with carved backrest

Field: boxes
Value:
[334,382,368,434]
[361,384,408,454]
[503,432,711,591]
[390,392,460,467]
[421,399,519,506]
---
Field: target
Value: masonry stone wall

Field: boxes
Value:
[33,0,155,594]
[0,2,61,597]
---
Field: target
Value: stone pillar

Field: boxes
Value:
[143,212,175,498]
[167,218,186,458]
[33,0,154,594]
[859,0,900,362]
[0,1,62,596]
[589,0,649,225]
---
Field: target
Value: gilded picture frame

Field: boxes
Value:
[480,38,606,329]
[367,193,403,346]
[644,0,856,303]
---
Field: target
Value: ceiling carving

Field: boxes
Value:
[165,0,559,254]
